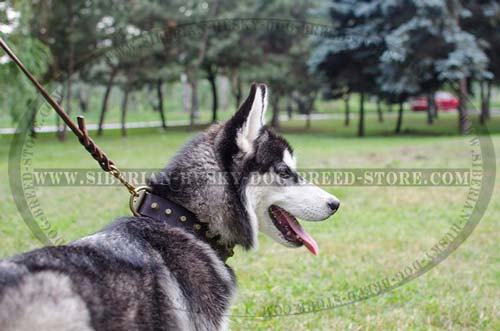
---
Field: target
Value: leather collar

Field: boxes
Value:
[136,192,235,262]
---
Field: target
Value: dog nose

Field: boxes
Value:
[328,199,340,213]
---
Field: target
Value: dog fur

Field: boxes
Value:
[0,83,339,331]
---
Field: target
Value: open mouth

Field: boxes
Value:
[268,205,319,256]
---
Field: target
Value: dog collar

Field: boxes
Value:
[134,191,235,262]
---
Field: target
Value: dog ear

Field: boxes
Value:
[232,83,268,154]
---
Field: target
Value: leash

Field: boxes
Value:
[1,38,234,260]
[0,37,144,209]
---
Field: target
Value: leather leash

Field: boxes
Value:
[1,38,234,261]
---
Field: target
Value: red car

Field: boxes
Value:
[410,91,459,112]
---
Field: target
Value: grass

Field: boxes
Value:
[0,114,499,330]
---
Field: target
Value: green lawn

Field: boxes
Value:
[0,114,499,330]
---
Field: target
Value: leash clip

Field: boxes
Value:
[108,165,152,217]
[129,186,152,216]
[109,165,139,196]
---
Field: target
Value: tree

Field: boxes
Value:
[310,0,385,137]
[461,0,500,124]
[288,41,323,129]
[383,0,488,134]
[83,0,168,135]
[436,1,489,134]
[31,0,103,140]
[312,0,490,136]
[0,0,50,130]
[170,1,223,129]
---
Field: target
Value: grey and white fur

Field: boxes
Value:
[0,83,339,331]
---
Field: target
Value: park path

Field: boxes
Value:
[0,110,498,135]
[0,113,334,135]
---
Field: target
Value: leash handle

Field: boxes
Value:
[0,37,138,196]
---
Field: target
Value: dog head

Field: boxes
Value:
[225,83,340,255]
[150,83,339,255]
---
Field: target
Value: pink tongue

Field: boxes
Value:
[287,217,319,256]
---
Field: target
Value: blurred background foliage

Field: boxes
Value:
[0,0,499,137]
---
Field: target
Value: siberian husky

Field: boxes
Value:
[0,83,339,331]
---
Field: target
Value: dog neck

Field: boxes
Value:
[147,124,257,252]
[136,191,235,262]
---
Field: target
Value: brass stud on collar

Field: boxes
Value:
[151,202,159,210]
[164,208,172,216]
[180,216,187,222]
[193,224,201,231]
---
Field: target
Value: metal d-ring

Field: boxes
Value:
[129,186,152,216]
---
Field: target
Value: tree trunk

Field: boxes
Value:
[295,98,306,114]
[181,74,191,113]
[479,80,484,124]
[186,0,220,130]
[79,86,88,113]
[56,115,61,138]
[344,93,350,126]
[486,80,492,120]
[358,92,365,137]
[28,99,36,138]
[234,72,242,109]
[388,103,393,113]
[305,92,317,129]
[185,68,200,130]
[207,66,218,123]
[458,78,470,135]
[55,87,65,139]
[309,92,317,112]
[376,97,383,123]
[431,91,438,119]
[98,69,117,136]
[58,2,75,142]
[58,69,72,141]
[121,88,130,136]
[271,96,280,128]
[395,100,404,134]
[157,79,166,129]
[286,98,293,120]
[426,92,434,125]
[480,80,491,124]
[294,98,307,126]
[188,76,199,130]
